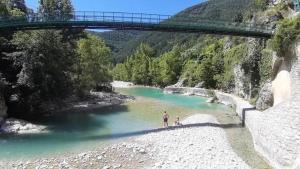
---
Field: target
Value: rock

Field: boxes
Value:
[102,165,110,169]
[206,97,218,103]
[234,64,247,98]
[170,78,186,88]
[113,164,122,169]
[139,148,146,154]
[0,93,7,118]
[78,153,87,158]
[256,80,273,110]
[194,81,205,88]
[111,81,134,88]
[1,118,47,134]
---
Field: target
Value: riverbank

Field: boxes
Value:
[0,114,251,169]
[0,91,134,135]
[163,85,300,169]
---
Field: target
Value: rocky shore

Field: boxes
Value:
[0,114,250,169]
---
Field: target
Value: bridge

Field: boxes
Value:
[0,11,274,38]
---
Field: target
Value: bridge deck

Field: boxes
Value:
[0,11,274,38]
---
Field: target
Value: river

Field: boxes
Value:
[0,87,270,168]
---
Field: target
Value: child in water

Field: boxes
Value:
[174,116,182,126]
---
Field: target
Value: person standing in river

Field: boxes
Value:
[163,111,169,127]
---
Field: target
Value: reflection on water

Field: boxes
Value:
[0,87,225,159]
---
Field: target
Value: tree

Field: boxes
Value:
[0,0,9,16]
[5,0,78,116]
[39,0,73,20]
[130,43,154,85]
[155,45,183,87]
[76,34,112,91]
[7,0,27,14]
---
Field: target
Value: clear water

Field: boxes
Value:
[0,87,226,159]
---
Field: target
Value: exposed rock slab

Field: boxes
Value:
[111,81,134,88]
[1,118,47,134]
[256,80,273,110]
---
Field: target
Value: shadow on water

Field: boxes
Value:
[81,122,243,141]
[3,104,130,135]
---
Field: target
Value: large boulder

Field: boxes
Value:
[194,81,205,88]
[170,78,186,88]
[1,118,47,134]
[256,80,273,110]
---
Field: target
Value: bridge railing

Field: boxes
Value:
[0,11,273,34]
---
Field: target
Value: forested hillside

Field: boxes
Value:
[110,0,298,109]
[97,0,254,63]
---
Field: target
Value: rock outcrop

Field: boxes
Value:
[256,80,273,110]
[256,43,300,169]
[164,87,210,97]
[166,78,186,88]
[228,43,300,169]
[234,64,247,98]
[1,118,47,134]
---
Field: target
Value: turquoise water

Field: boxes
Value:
[0,87,226,159]
[117,87,225,110]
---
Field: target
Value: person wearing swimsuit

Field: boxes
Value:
[163,111,169,127]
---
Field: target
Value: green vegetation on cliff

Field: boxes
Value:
[269,14,300,56]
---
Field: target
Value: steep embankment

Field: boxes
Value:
[252,43,300,169]
[163,43,300,169]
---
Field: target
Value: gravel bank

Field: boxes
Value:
[137,114,250,169]
[0,114,250,169]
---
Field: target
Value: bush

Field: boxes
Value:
[259,49,273,84]
[268,14,300,56]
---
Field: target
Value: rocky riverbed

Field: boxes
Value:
[0,114,250,169]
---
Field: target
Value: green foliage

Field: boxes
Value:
[254,0,269,10]
[131,43,154,84]
[180,39,226,88]
[39,0,73,19]
[112,44,183,87]
[155,45,183,87]
[259,49,273,84]
[0,0,84,116]
[12,30,76,113]
[76,34,112,91]
[112,43,155,85]
[0,0,9,16]
[217,43,248,90]
[98,0,253,63]
[268,14,300,56]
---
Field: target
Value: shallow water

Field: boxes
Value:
[0,87,223,159]
[0,87,271,168]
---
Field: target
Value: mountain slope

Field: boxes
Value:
[96,0,254,63]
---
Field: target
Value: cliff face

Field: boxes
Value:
[255,43,300,169]
[233,38,263,99]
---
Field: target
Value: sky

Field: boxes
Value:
[25,0,205,15]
